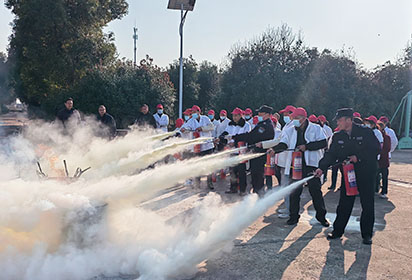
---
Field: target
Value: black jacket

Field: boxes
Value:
[134,112,157,128]
[234,118,274,153]
[97,113,117,138]
[318,123,381,172]
[56,108,81,125]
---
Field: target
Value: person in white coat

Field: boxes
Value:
[207,109,220,138]
[217,107,251,195]
[266,107,329,227]
[214,110,231,147]
[379,116,398,155]
[153,104,169,133]
[364,115,383,146]
[244,108,254,128]
[181,105,215,189]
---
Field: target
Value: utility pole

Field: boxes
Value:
[133,26,138,68]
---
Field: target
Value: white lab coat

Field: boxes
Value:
[276,121,295,169]
[279,122,327,175]
[385,127,398,153]
[373,128,384,144]
[153,113,169,132]
[322,124,333,139]
[182,115,215,152]
[246,118,255,130]
[211,119,220,137]
[215,118,231,138]
[224,121,251,139]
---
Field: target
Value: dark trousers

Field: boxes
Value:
[266,175,273,190]
[230,163,247,192]
[331,165,344,188]
[275,165,282,185]
[333,167,375,238]
[250,155,266,194]
[198,149,214,185]
[377,167,389,195]
[289,166,327,221]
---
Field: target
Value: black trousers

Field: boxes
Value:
[289,166,327,221]
[331,165,344,188]
[230,163,247,192]
[377,167,389,195]
[250,155,266,194]
[333,166,375,238]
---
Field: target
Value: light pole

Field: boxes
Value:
[168,0,196,119]
[133,26,138,68]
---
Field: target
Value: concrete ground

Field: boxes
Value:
[133,150,412,280]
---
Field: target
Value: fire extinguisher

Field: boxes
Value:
[264,153,275,176]
[291,150,303,180]
[193,131,201,154]
[343,162,359,196]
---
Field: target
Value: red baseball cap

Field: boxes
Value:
[183,109,192,115]
[175,118,184,128]
[156,104,163,109]
[220,110,227,116]
[353,112,361,118]
[270,115,278,124]
[253,116,259,125]
[191,105,201,112]
[207,109,215,115]
[291,107,307,118]
[279,105,296,114]
[318,115,327,123]
[244,108,253,115]
[379,116,389,123]
[231,107,243,115]
[364,115,378,124]
[308,114,318,123]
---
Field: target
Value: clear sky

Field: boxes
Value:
[1,0,412,70]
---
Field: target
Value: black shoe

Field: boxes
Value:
[362,237,372,245]
[327,232,342,240]
[225,189,237,194]
[286,218,299,225]
[208,183,215,190]
[318,219,330,227]
[328,185,336,190]
[239,191,247,196]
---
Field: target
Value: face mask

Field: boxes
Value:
[220,116,226,120]
[245,115,251,120]
[257,116,264,122]
[184,115,190,121]
[157,109,163,115]
[284,116,291,124]
[192,113,199,119]
[293,119,302,127]
[208,115,214,120]
[365,124,371,128]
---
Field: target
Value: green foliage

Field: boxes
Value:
[0,52,13,106]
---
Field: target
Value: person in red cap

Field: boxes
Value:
[153,104,169,133]
[364,115,384,147]
[134,104,157,129]
[308,114,319,124]
[267,107,329,226]
[175,118,184,129]
[244,108,254,128]
[353,112,361,118]
[379,116,398,155]
[181,105,216,189]
[207,109,220,137]
[376,121,391,199]
[318,115,333,139]
[215,109,231,146]
[216,107,251,195]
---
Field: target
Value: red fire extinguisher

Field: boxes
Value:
[264,153,275,176]
[291,151,303,180]
[193,131,201,154]
[343,162,359,196]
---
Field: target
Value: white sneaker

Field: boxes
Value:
[277,208,289,214]
[379,194,388,199]
[278,213,290,219]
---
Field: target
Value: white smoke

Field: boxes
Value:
[0,118,310,280]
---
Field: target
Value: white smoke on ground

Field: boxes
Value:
[0,119,311,280]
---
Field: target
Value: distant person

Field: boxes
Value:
[97,105,116,139]
[134,104,156,129]
[376,121,391,199]
[153,104,169,132]
[56,97,81,127]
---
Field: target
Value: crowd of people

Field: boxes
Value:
[56,97,399,245]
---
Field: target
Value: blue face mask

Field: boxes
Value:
[220,116,226,120]
[157,109,163,115]
[257,116,264,122]
[284,116,291,124]
[208,114,214,120]
[192,113,199,119]
[184,115,190,121]
[293,119,302,127]
[245,115,251,120]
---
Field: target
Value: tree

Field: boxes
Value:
[0,52,13,108]
[6,0,128,111]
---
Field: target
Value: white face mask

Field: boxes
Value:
[365,124,372,128]
[284,116,291,124]
[293,119,302,127]
[157,109,163,115]
[245,115,251,120]
[220,116,226,120]
[184,115,190,121]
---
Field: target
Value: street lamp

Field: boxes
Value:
[167,0,196,119]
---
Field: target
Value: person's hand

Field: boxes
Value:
[269,149,275,156]
[348,155,358,163]
[214,138,220,145]
[297,145,306,152]
[314,168,323,178]
[196,127,203,132]
[256,142,262,148]
[229,142,235,148]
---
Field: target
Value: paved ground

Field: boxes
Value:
[133,150,412,280]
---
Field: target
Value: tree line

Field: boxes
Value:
[1,1,411,130]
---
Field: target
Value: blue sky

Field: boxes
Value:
[1,0,412,69]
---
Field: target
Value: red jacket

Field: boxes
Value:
[379,133,391,168]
